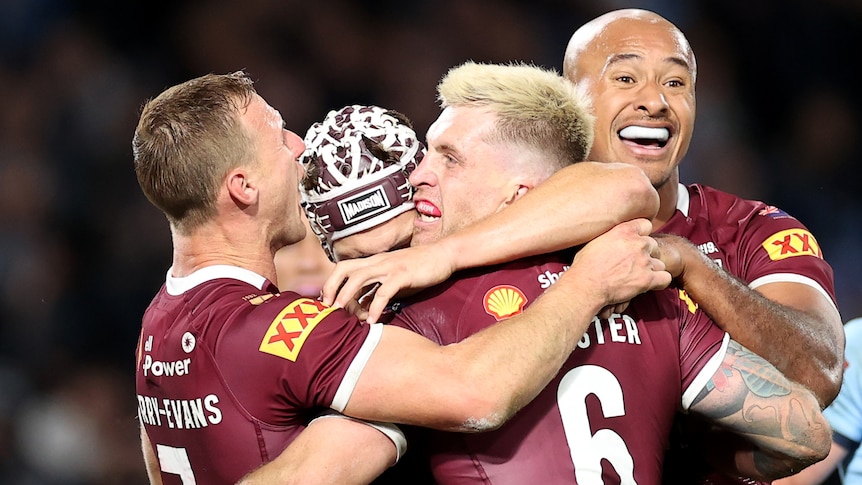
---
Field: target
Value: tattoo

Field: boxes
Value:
[692,340,792,413]
[691,340,829,477]
[724,341,792,399]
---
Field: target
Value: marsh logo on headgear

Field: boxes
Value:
[337,185,393,226]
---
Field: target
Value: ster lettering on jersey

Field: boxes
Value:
[259,298,336,361]
[761,229,822,261]
[483,285,527,321]
[678,289,699,313]
[577,314,642,349]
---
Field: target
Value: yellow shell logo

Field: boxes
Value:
[483,285,527,321]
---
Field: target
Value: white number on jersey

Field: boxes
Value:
[157,444,197,484]
[559,365,637,484]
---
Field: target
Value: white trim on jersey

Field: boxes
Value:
[310,411,407,462]
[331,322,384,412]
[676,183,691,217]
[164,264,268,295]
[681,332,731,411]
[749,273,839,313]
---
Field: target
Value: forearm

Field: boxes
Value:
[439,162,658,269]
[699,435,812,482]
[691,341,832,479]
[345,219,670,430]
[774,441,849,484]
[347,284,604,431]
[678,246,843,405]
[237,417,397,485]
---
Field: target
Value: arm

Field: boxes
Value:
[343,219,672,430]
[140,425,163,485]
[237,416,398,485]
[773,440,848,484]
[656,234,844,406]
[323,162,659,321]
[689,340,832,481]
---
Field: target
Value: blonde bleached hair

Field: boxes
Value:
[437,61,594,173]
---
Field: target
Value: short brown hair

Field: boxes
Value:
[132,71,257,234]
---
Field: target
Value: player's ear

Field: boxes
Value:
[226,168,258,207]
[506,184,531,206]
[498,184,531,212]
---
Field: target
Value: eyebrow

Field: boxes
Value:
[607,53,692,72]
[434,142,463,160]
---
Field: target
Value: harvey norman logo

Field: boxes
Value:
[338,186,392,224]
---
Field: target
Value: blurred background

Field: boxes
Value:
[0,0,858,483]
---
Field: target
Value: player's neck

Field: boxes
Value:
[171,228,277,282]
[652,175,680,230]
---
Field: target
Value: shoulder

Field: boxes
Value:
[687,183,765,220]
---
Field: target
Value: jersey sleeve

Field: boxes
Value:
[218,295,379,415]
[677,290,731,411]
[310,411,407,462]
[734,205,837,307]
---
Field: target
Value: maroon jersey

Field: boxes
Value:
[135,265,382,484]
[660,183,838,485]
[663,184,835,303]
[391,252,729,485]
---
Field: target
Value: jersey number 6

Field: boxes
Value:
[559,364,637,484]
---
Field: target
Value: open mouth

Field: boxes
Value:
[619,126,670,148]
[415,200,441,222]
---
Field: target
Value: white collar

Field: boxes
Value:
[676,183,690,217]
[165,265,268,296]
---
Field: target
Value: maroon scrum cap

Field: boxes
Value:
[299,105,425,259]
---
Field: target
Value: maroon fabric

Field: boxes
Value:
[136,277,371,484]
[660,183,837,485]
[392,252,727,484]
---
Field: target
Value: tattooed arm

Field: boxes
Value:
[689,340,832,481]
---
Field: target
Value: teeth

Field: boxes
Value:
[619,126,669,141]
[419,213,438,222]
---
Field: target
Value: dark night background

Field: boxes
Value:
[0,0,858,482]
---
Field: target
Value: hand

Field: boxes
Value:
[564,219,672,310]
[321,244,456,323]
[651,233,688,279]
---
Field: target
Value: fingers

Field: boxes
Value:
[614,301,630,314]
[597,301,633,319]
[343,299,367,321]
[321,262,352,306]
[336,277,375,310]
[597,305,614,319]
[614,217,653,237]
[365,283,401,324]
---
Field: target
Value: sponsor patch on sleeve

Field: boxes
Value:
[758,205,789,218]
[761,229,822,261]
[483,285,527,321]
[259,298,337,361]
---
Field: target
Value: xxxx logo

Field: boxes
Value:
[761,229,822,261]
[259,298,336,361]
